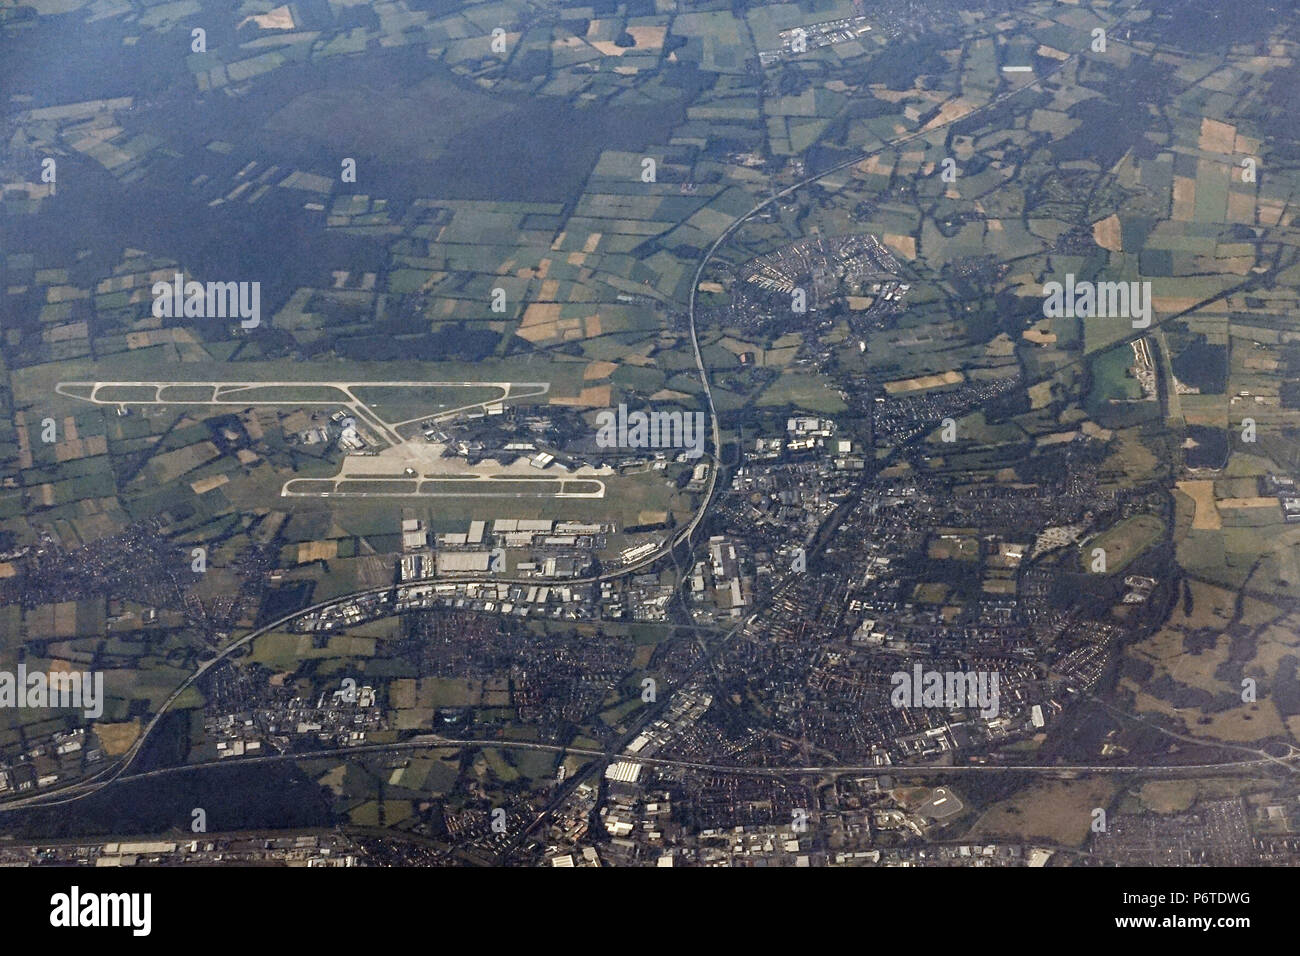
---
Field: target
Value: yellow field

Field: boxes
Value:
[882,369,963,394]
[1172,175,1196,221]
[1198,117,1237,154]
[1217,497,1278,510]
[93,719,141,756]
[1092,213,1122,251]
[550,384,611,407]
[191,474,230,495]
[964,779,1117,847]
[883,233,916,259]
[298,540,338,563]
[1177,479,1221,530]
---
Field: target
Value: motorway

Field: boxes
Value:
[6,733,1297,814]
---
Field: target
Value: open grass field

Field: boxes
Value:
[1081,514,1166,574]
[963,779,1118,847]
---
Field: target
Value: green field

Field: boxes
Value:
[1082,514,1167,575]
